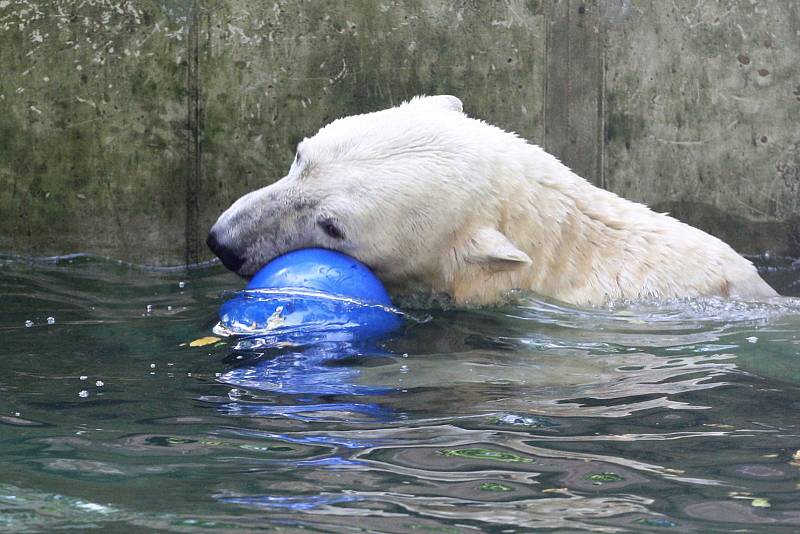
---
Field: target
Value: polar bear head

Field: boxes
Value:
[207,95,532,299]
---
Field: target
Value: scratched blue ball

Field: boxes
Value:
[219,248,403,338]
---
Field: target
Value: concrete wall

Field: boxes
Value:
[1,0,798,266]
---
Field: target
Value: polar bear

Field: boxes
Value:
[207,95,777,306]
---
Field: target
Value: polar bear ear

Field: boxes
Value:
[406,95,464,114]
[463,228,531,270]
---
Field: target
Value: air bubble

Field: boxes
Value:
[46,316,55,325]
[24,320,33,328]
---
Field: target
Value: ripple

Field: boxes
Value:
[3,260,800,532]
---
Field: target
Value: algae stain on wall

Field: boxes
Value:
[0,0,798,263]
[603,0,800,230]
[195,0,547,255]
[0,0,191,263]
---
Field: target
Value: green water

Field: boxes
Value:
[2,256,800,532]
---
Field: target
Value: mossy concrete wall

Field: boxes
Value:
[1,0,798,265]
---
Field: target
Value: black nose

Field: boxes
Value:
[207,231,246,272]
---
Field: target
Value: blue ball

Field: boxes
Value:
[245,248,394,302]
[219,248,403,338]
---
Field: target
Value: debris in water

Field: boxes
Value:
[179,281,186,288]
[635,517,678,528]
[95,380,104,387]
[266,306,285,330]
[438,448,533,463]
[78,390,89,398]
[487,414,559,428]
[79,375,87,381]
[46,316,55,325]
[24,320,33,328]
[663,468,685,474]
[542,488,569,494]
[189,336,221,347]
[751,498,771,508]
[479,482,513,492]
[585,472,624,484]
[746,336,758,343]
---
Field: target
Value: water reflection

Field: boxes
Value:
[4,257,800,532]
[215,294,792,422]
[219,336,394,397]
[214,324,402,432]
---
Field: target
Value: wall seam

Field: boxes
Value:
[185,1,202,266]
[598,1,607,190]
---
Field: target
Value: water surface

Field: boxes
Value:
[2,255,800,532]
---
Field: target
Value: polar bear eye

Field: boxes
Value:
[318,218,345,240]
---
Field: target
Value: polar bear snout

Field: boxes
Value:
[207,229,246,273]
[207,181,321,278]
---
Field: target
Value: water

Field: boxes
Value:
[1,255,800,532]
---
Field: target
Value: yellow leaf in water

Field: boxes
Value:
[751,498,770,508]
[189,336,221,347]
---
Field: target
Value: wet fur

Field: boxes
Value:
[209,95,777,306]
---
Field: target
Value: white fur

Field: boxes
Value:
[211,95,777,306]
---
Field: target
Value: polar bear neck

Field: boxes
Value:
[443,142,771,306]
